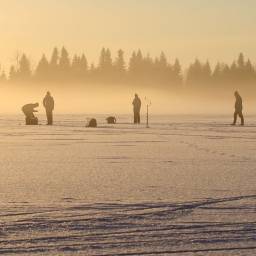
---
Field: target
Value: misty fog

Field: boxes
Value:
[1,83,256,116]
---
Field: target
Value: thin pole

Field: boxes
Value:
[146,104,149,128]
[145,96,151,128]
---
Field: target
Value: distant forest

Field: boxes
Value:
[0,47,255,90]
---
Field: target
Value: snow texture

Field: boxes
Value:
[0,114,255,255]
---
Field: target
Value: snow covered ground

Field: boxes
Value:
[0,114,255,255]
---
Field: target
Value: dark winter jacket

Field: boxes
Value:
[235,95,243,111]
[43,95,54,111]
[22,103,38,114]
[133,97,141,112]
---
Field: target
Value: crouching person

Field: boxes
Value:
[22,103,39,125]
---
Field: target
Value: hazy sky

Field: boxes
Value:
[1,0,256,70]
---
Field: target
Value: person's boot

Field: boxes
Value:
[231,113,237,125]
[241,116,244,126]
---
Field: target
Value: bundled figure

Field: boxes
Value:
[232,91,244,126]
[106,116,116,124]
[43,91,54,125]
[132,94,141,124]
[87,118,97,127]
[22,103,39,125]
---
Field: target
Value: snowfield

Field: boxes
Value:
[0,114,255,255]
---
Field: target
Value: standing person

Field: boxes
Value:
[43,91,54,125]
[22,103,39,125]
[232,91,244,126]
[132,93,141,124]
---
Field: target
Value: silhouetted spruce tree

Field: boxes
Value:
[4,47,256,91]
[186,59,203,86]
[230,61,238,82]
[80,54,88,80]
[71,54,88,82]
[236,53,255,85]
[80,54,88,68]
[113,49,126,82]
[105,49,113,69]
[16,54,32,81]
[35,54,49,82]
[242,58,256,89]
[59,47,71,80]
[212,62,232,89]
[161,52,181,87]
[236,53,246,83]
[128,51,137,79]
[237,53,245,69]
[115,49,126,72]
[212,54,256,89]
[245,59,255,81]
[49,47,59,80]
[136,50,143,76]
[153,52,169,85]
[98,48,113,81]
[71,54,80,81]
[98,48,106,70]
[202,61,212,84]
[128,50,144,82]
[172,58,182,85]
[159,52,168,69]
[186,59,212,89]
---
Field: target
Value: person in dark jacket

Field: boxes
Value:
[132,94,141,124]
[43,91,54,125]
[232,91,244,126]
[22,103,39,125]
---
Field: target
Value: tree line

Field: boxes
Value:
[0,47,255,90]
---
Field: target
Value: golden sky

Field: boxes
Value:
[1,0,256,70]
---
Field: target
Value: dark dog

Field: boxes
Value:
[106,116,116,124]
[87,118,97,127]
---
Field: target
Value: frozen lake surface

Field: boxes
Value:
[0,114,255,255]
